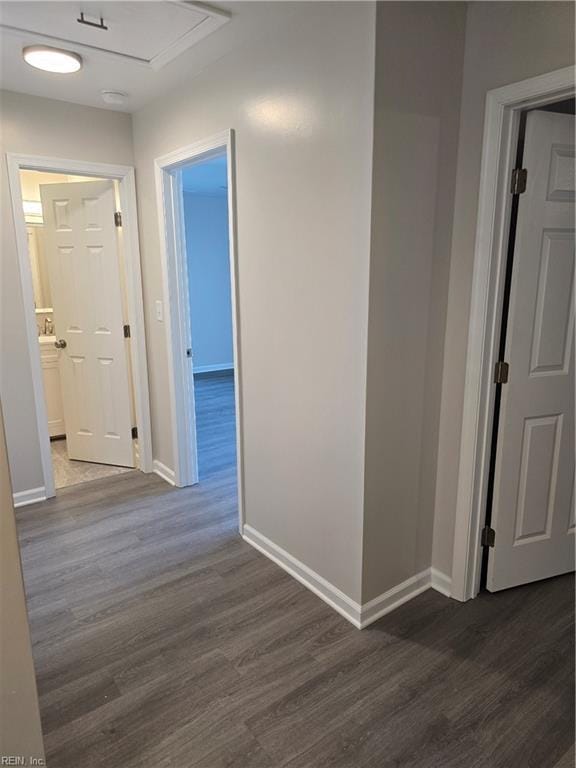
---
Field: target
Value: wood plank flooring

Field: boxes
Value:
[15,373,575,767]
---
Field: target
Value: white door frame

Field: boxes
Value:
[451,66,575,602]
[6,153,154,500]
[154,130,245,528]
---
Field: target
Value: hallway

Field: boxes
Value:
[15,471,574,767]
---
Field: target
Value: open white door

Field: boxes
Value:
[487,110,575,591]
[40,180,135,468]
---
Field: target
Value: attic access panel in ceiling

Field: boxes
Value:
[0,1,230,70]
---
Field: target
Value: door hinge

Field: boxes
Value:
[131,426,138,440]
[510,168,527,195]
[186,348,193,358]
[114,211,123,227]
[123,324,131,338]
[494,360,509,384]
[481,526,496,548]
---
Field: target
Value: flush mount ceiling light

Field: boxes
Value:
[23,45,82,74]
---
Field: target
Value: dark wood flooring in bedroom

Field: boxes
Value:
[15,372,575,767]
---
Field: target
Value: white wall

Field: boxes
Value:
[362,1,466,601]
[432,1,576,579]
[183,191,233,372]
[0,90,134,496]
[132,2,376,601]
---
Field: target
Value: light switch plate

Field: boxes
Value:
[155,300,163,322]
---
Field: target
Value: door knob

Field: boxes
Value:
[54,339,67,349]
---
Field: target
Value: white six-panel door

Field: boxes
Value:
[40,181,135,467]
[487,111,575,591]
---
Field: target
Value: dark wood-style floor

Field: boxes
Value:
[16,372,575,767]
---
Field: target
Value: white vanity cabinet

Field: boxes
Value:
[39,338,65,438]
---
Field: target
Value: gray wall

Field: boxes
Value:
[0,91,134,495]
[0,402,45,761]
[132,2,376,601]
[432,1,576,578]
[2,1,573,615]
[362,2,466,601]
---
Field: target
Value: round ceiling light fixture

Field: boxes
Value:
[23,45,82,74]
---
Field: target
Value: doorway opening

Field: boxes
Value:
[480,97,575,592]
[6,154,152,504]
[182,154,237,481]
[154,130,244,528]
[20,169,138,490]
[450,67,575,602]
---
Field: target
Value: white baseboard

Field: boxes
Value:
[193,363,234,374]
[13,486,47,508]
[242,524,363,628]
[153,460,176,486]
[242,525,452,630]
[430,567,452,598]
[361,568,432,628]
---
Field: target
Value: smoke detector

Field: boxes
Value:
[101,90,128,106]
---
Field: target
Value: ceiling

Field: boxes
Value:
[0,2,229,68]
[182,154,227,195]
[0,2,298,113]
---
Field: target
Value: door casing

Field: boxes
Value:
[154,130,245,531]
[6,153,153,501]
[450,66,576,602]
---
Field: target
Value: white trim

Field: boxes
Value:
[148,2,230,71]
[6,159,55,498]
[243,524,363,628]
[155,160,197,488]
[194,363,234,374]
[430,568,452,598]
[361,569,432,627]
[154,130,246,531]
[117,166,154,475]
[451,66,576,602]
[13,486,46,508]
[243,524,449,629]
[153,459,176,486]
[5,153,153,501]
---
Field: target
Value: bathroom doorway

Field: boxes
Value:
[6,155,152,502]
[22,169,135,489]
